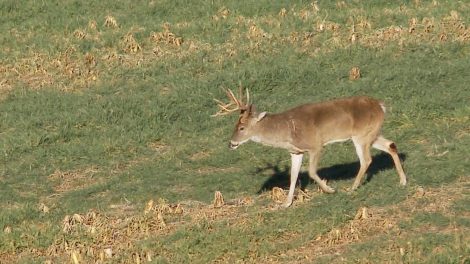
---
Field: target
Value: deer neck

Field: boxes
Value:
[250,114,292,148]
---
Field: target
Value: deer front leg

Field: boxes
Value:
[284,153,303,208]
[351,137,372,191]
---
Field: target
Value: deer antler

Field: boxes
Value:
[212,86,250,117]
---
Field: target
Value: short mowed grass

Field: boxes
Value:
[1,0,469,263]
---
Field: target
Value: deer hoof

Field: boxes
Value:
[282,201,292,208]
[348,185,359,192]
[323,186,336,194]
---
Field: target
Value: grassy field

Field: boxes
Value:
[1,0,469,263]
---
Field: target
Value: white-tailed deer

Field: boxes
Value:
[214,88,407,207]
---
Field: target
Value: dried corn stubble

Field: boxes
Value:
[354,207,371,220]
[350,32,358,43]
[299,8,313,21]
[213,7,230,21]
[144,199,154,214]
[104,15,118,28]
[88,20,97,30]
[336,1,347,9]
[271,187,286,203]
[296,189,313,203]
[356,17,372,30]
[52,208,171,262]
[279,8,287,17]
[39,203,50,214]
[247,24,267,40]
[62,211,99,234]
[326,229,343,246]
[73,29,86,39]
[48,167,99,193]
[71,250,81,264]
[104,248,113,259]
[213,191,225,208]
[409,17,418,33]
[225,196,254,206]
[122,33,142,53]
[414,186,426,198]
[84,53,96,67]
[349,66,361,80]
[150,31,183,46]
[3,226,12,234]
[150,23,183,47]
[319,207,396,248]
[48,178,468,263]
[156,212,166,227]
[144,198,184,216]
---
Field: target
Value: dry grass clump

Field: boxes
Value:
[212,7,230,21]
[48,167,99,193]
[104,15,118,28]
[147,140,169,153]
[319,206,399,249]
[150,23,183,47]
[213,191,225,208]
[349,66,361,80]
[144,198,184,216]
[122,33,142,53]
[88,20,97,30]
[359,10,470,48]
[247,23,272,41]
[0,79,13,98]
[0,45,99,93]
[13,52,54,89]
[73,29,86,40]
[271,187,287,204]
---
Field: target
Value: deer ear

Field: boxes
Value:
[256,111,267,122]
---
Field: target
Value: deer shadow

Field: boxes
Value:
[256,152,407,193]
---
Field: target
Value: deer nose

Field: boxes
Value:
[229,141,239,149]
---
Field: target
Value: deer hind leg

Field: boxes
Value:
[372,136,407,186]
[351,136,373,190]
[308,150,335,194]
[284,153,303,208]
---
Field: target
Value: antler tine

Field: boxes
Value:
[246,88,250,106]
[211,100,238,117]
[236,84,250,109]
[238,84,243,106]
[211,89,241,117]
[211,86,250,117]
[226,88,242,108]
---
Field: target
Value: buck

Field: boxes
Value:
[214,88,407,207]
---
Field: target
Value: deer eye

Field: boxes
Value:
[239,126,245,131]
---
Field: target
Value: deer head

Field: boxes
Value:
[229,104,267,149]
[213,87,266,149]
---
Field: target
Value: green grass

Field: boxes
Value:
[1,0,469,263]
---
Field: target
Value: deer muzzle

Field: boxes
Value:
[229,141,239,149]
